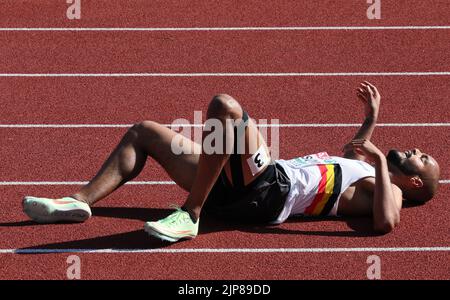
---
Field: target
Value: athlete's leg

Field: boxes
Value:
[145,94,272,241]
[144,95,270,242]
[23,122,201,223]
[181,94,271,220]
[72,121,201,205]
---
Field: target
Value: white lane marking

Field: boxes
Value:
[0,181,176,186]
[0,26,450,31]
[0,247,449,254]
[0,72,449,77]
[0,180,449,185]
[0,123,449,128]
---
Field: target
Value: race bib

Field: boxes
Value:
[287,152,338,168]
[247,145,270,176]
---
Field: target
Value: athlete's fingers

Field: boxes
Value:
[357,88,366,94]
[363,81,375,88]
[364,81,378,93]
[360,84,372,96]
[350,144,364,149]
[351,144,364,148]
[360,83,369,91]
[342,143,361,153]
[357,91,366,100]
[347,142,365,150]
[366,85,375,96]
[361,82,372,93]
[364,82,380,97]
[351,141,367,147]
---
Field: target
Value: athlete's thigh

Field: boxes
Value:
[140,122,201,192]
[224,117,272,186]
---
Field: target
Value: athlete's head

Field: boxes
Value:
[387,149,440,203]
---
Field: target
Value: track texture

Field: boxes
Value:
[0,1,449,279]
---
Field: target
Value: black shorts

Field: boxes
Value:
[202,111,291,223]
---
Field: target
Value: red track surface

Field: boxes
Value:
[0,1,449,279]
[1,31,450,73]
[0,1,449,27]
[1,78,450,124]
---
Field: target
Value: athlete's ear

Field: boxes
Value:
[409,176,424,188]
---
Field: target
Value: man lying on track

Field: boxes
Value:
[22,82,440,241]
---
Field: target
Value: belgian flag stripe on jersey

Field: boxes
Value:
[304,164,342,216]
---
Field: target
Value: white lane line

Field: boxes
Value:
[1,123,450,128]
[0,72,449,77]
[0,247,449,254]
[1,180,449,185]
[0,26,450,31]
[0,181,176,186]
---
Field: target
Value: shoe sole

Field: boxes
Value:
[23,197,91,223]
[143,223,196,243]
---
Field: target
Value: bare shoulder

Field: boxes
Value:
[337,176,375,216]
[356,177,403,208]
[356,176,376,189]
[357,177,401,192]
[338,176,403,216]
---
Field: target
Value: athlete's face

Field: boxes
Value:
[386,148,439,178]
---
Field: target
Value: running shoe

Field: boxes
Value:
[22,196,92,223]
[144,207,198,242]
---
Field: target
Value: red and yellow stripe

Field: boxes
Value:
[304,164,342,216]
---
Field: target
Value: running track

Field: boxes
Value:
[0,1,449,279]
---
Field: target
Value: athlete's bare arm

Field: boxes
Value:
[340,82,401,233]
[346,139,402,233]
[343,81,381,161]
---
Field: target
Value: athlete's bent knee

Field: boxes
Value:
[130,120,160,139]
[208,94,242,119]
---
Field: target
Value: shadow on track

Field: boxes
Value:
[93,207,382,238]
[88,202,420,239]
[7,205,387,254]
[201,215,382,238]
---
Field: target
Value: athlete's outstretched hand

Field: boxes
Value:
[345,139,384,162]
[356,81,381,120]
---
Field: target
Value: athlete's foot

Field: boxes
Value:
[144,207,199,242]
[68,193,91,205]
[22,196,92,223]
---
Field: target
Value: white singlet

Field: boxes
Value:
[273,152,375,224]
